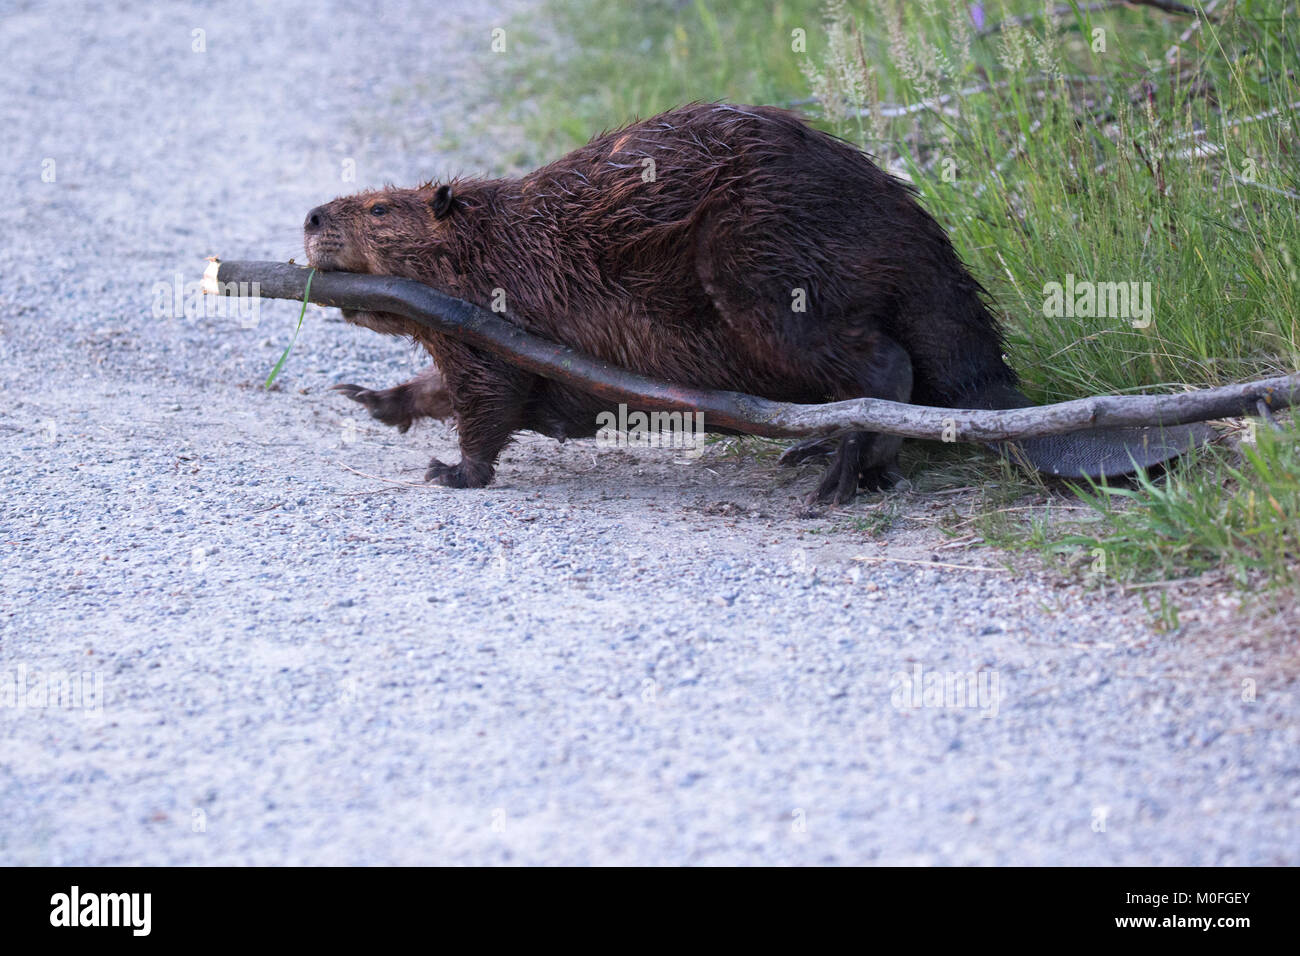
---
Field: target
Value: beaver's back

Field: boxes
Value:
[466,103,1010,407]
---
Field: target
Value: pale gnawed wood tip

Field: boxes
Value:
[200,257,221,295]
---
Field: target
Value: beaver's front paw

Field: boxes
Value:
[332,383,414,433]
[425,458,494,488]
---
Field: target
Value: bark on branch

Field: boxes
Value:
[204,259,1298,443]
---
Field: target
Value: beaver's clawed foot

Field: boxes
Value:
[804,434,901,505]
[332,383,415,433]
[425,458,494,489]
[811,436,864,504]
[779,436,838,466]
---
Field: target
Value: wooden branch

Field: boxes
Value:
[1131,0,1203,16]
[983,0,1209,36]
[204,259,1298,443]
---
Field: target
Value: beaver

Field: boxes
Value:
[309,102,1205,502]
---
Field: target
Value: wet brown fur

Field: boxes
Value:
[309,103,1020,501]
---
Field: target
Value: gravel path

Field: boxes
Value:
[1,0,1296,865]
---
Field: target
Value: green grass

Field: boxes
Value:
[476,0,1300,599]
[811,0,1300,404]
[1015,415,1300,587]
[492,0,820,163]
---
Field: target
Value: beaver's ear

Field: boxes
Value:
[431,184,456,220]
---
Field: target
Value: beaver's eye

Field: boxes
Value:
[370,205,388,217]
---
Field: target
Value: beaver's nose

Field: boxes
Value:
[304,205,327,233]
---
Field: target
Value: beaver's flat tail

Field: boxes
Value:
[968,381,1214,479]
[993,424,1213,479]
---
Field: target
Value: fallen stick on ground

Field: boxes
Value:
[203,259,1299,443]
[852,556,1006,573]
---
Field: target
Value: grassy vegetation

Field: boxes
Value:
[492,0,820,162]
[482,0,1299,597]
[1060,418,1298,582]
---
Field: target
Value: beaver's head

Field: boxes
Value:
[303,183,459,276]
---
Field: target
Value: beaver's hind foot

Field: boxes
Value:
[425,458,494,489]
